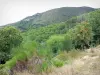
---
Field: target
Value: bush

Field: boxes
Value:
[5,41,37,69]
[5,58,16,69]
[56,50,85,64]
[56,51,69,61]
[0,68,9,75]
[0,26,23,62]
[52,58,64,67]
[0,64,4,69]
[66,22,93,49]
[89,10,100,44]
[37,48,53,60]
[63,34,73,51]
[39,61,49,72]
[46,35,64,54]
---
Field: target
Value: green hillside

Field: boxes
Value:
[23,9,100,43]
[0,6,100,75]
[8,6,95,30]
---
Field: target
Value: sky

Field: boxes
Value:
[0,0,100,26]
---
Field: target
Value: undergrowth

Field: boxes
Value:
[4,41,37,69]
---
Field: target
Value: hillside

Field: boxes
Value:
[8,6,95,30]
[23,9,100,43]
[14,45,100,75]
[0,7,100,75]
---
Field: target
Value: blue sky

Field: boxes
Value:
[0,0,100,26]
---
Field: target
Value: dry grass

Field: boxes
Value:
[15,46,100,75]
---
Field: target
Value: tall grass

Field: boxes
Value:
[0,68,9,75]
[36,47,53,72]
[4,41,37,69]
[56,49,85,64]
[52,58,64,67]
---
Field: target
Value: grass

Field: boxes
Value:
[0,67,10,75]
[52,58,64,67]
[12,47,100,75]
[56,49,86,65]
[1,42,87,75]
[4,41,37,70]
[37,49,85,72]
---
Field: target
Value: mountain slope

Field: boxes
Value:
[15,45,100,75]
[23,9,100,42]
[8,6,95,30]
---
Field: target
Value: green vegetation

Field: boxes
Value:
[63,34,73,51]
[5,41,37,69]
[0,7,100,75]
[0,68,9,75]
[0,26,23,63]
[8,7,94,30]
[47,35,64,53]
[66,22,93,49]
[52,58,64,67]
[89,10,100,44]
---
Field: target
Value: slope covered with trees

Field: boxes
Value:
[0,26,23,64]
[23,9,100,44]
[0,7,100,75]
[7,6,95,30]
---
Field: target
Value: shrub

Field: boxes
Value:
[56,51,69,61]
[0,26,23,63]
[40,61,49,72]
[37,48,53,60]
[56,50,85,64]
[46,35,64,54]
[63,34,73,51]
[5,58,16,69]
[5,41,37,69]
[89,10,100,44]
[66,22,93,49]
[52,58,64,67]
[0,64,4,69]
[0,68,9,75]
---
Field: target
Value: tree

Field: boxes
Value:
[67,22,93,49]
[0,26,23,63]
[46,35,64,54]
[88,10,100,44]
[63,34,73,51]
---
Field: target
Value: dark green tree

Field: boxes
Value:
[67,22,93,49]
[0,26,23,63]
[46,35,64,54]
[88,10,100,44]
[63,34,73,51]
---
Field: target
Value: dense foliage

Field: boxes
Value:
[25,23,67,42]
[46,22,93,54]
[47,35,64,53]
[0,26,23,63]
[0,7,100,75]
[8,7,94,30]
[66,22,93,49]
[88,10,100,44]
